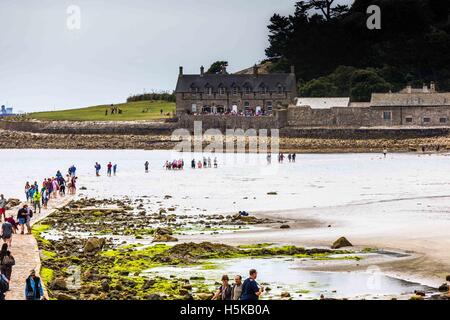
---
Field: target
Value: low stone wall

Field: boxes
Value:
[0,120,176,135]
[280,127,450,139]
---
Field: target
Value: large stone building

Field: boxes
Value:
[175,65,297,115]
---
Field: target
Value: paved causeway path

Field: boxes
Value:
[5,196,73,300]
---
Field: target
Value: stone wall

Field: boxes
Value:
[0,120,176,135]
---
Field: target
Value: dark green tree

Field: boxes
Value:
[206,61,229,74]
[350,69,391,102]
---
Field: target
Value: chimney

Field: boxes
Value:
[430,81,436,93]
[200,66,204,76]
[290,65,295,74]
[179,66,183,77]
[253,64,259,77]
[406,85,412,94]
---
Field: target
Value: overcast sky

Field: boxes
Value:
[0,0,305,112]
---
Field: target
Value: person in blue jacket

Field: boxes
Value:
[25,269,44,300]
[240,269,264,300]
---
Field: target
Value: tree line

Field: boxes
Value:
[127,92,175,103]
[265,0,450,101]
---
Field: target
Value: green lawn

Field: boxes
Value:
[30,100,176,121]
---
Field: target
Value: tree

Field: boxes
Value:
[206,61,229,74]
[350,69,391,102]
[300,78,338,97]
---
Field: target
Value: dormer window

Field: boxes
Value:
[191,86,198,94]
[243,83,253,94]
[260,84,268,94]
[277,84,284,94]
[205,84,213,95]
[218,85,226,95]
[232,85,239,95]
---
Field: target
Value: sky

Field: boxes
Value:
[0,0,301,112]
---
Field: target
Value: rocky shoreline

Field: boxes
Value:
[1,128,450,153]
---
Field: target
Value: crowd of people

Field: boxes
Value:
[94,162,118,177]
[164,159,184,170]
[0,165,78,300]
[266,153,297,164]
[212,269,264,301]
[191,157,218,169]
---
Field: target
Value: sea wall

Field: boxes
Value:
[0,120,176,135]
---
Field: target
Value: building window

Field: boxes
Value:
[191,104,197,113]
[244,101,250,110]
[260,85,268,94]
[218,87,226,95]
[277,85,283,94]
[205,86,213,95]
[267,101,273,112]
[232,86,239,95]
[383,111,392,121]
[191,87,198,94]
[405,117,413,123]
[423,117,431,123]
[440,117,447,124]
[245,86,252,94]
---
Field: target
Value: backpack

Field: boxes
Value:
[1,255,15,267]
[0,275,9,293]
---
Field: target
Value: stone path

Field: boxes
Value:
[4,196,73,300]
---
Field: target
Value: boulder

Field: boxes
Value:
[280,225,291,229]
[446,275,450,282]
[281,292,291,298]
[50,277,68,291]
[196,293,213,300]
[439,283,449,292]
[152,234,178,243]
[83,237,106,254]
[56,293,77,300]
[331,237,353,249]
[155,227,173,236]
[5,198,21,210]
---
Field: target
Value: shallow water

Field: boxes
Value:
[2,150,450,216]
[143,257,435,300]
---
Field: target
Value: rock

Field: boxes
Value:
[80,187,87,190]
[5,198,21,210]
[331,237,353,249]
[446,275,450,282]
[179,289,189,296]
[83,237,106,254]
[280,225,291,229]
[409,295,424,301]
[56,293,77,300]
[82,284,99,294]
[414,290,425,297]
[50,277,68,291]
[196,293,213,300]
[281,292,291,298]
[267,192,278,195]
[143,279,156,290]
[144,294,162,300]
[152,234,178,243]
[183,284,193,290]
[155,227,173,236]
[101,279,110,292]
[439,283,449,292]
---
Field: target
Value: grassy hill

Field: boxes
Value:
[30,100,176,121]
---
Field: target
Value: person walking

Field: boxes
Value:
[33,189,42,214]
[107,162,113,177]
[0,243,15,281]
[0,273,9,300]
[25,182,31,202]
[0,195,6,222]
[212,275,232,300]
[113,164,117,176]
[231,275,243,300]
[1,220,13,247]
[95,162,101,176]
[240,269,264,301]
[17,205,32,235]
[25,270,44,300]
[144,161,149,173]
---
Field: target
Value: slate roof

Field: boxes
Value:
[175,73,296,93]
